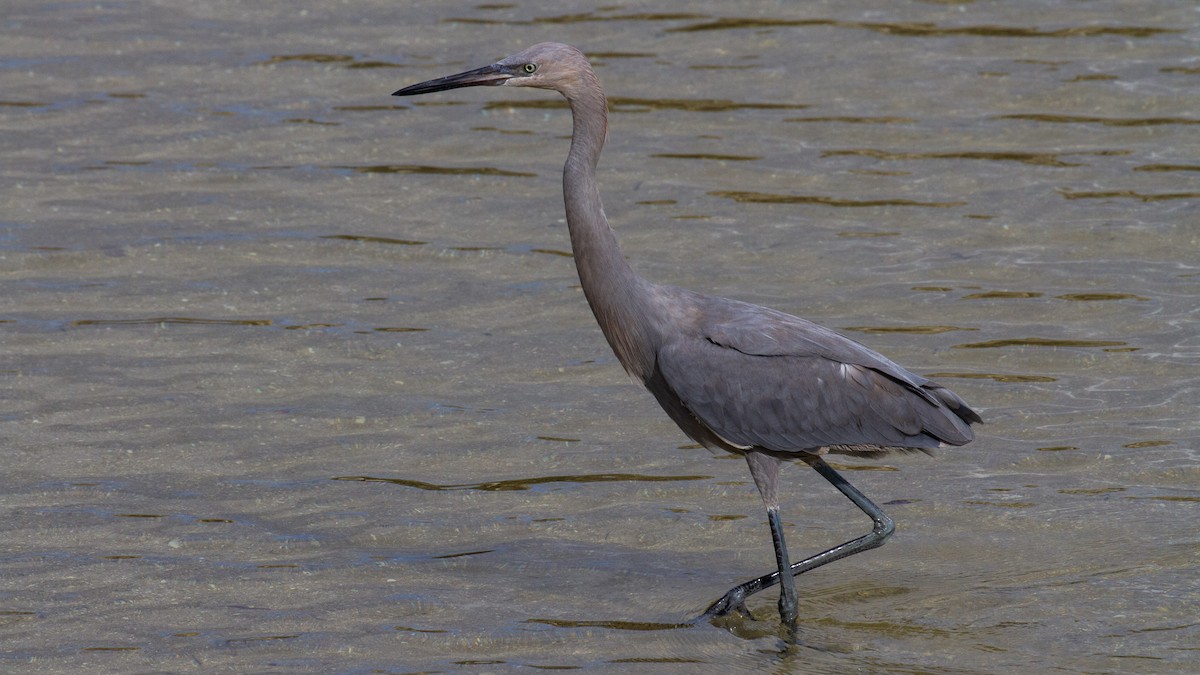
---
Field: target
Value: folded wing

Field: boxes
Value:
[654,297,979,454]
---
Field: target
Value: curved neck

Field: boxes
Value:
[561,75,655,380]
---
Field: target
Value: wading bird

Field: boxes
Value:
[393,43,980,628]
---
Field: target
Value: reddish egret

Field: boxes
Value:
[394,43,980,627]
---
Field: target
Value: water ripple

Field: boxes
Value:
[710,190,966,208]
[332,473,713,492]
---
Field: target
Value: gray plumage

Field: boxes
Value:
[649,289,977,455]
[394,42,981,630]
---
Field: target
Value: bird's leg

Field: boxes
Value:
[708,453,799,626]
[767,506,799,626]
[794,456,896,576]
[702,455,895,620]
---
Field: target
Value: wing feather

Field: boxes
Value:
[653,296,978,454]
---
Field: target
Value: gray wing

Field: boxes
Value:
[654,297,978,453]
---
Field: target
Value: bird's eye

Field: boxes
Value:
[523,63,537,74]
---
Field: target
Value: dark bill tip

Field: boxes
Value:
[393,63,512,97]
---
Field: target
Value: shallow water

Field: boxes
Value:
[3,0,1198,672]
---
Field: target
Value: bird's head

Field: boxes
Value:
[393,42,594,99]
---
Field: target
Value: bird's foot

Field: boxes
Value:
[700,587,754,621]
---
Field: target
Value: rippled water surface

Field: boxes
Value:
[3,1,1198,672]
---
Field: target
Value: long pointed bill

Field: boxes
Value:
[393,63,513,97]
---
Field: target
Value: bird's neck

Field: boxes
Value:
[562,79,656,381]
